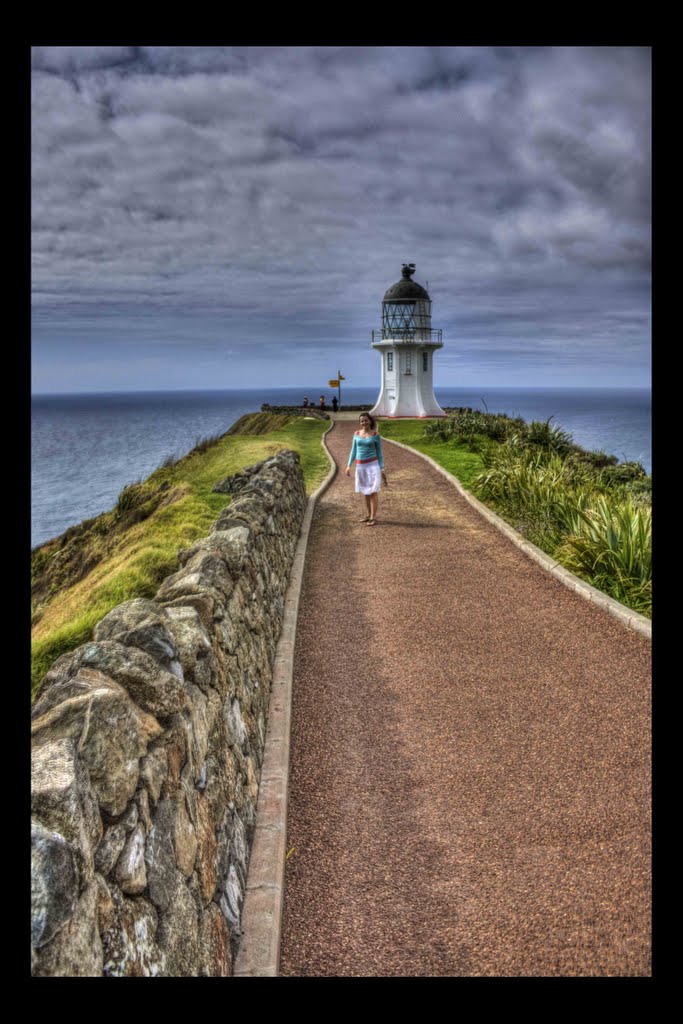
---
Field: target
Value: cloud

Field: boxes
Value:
[31,46,651,390]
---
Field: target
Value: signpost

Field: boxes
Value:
[327,371,346,410]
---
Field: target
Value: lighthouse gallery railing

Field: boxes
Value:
[371,328,442,344]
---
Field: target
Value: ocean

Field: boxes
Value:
[31,386,651,550]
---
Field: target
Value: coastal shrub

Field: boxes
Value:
[599,465,651,509]
[91,516,111,535]
[424,410,520,447]
[623,476,652,507]
[558,497,652,616]
[191,433,224,454]
[572,448,619,470]
[465,435,496,457]
[598,460,647,487]
[422,417,458,442]
[227,413,295,435]
[115,479,147,513]
[115,482,162,525]
[473,446,597,548]
[523,417,575,456]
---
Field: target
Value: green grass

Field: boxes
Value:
[31,415,331,696]
[378,418,485,488]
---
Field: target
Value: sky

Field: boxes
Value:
[31,46,651,393]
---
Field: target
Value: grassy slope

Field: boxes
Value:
[31,415,330,695]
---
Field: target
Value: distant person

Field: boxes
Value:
[332,396,338,412]
[302,396,309,408]
[319,395,326,411]
[345,412,387,526]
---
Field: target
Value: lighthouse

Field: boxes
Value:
[369,263,446,418]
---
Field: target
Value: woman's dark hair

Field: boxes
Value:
[359,411,376,429]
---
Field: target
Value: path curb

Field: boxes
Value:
[384,437,651,640]
[234,419,337,977]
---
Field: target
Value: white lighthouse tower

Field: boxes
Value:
[369,263,446,418]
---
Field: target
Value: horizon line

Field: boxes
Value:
[32,383,652,398]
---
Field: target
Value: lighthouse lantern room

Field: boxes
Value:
[369,263,446,418]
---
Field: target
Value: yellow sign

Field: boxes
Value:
[328,379,339,387]
[338,373,346,380]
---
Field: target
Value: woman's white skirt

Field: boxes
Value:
[355,461,382,494]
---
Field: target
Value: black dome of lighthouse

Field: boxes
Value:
[383,263,430,302]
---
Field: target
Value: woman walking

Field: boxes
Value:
[345,412,387,525]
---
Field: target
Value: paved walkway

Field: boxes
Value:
[279,419,651,977]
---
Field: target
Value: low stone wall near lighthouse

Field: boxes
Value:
[31,450,307,976]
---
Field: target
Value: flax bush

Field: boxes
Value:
[473,445,596,549]
[524,417,575,456]
[424,410,523,446]
[558,497,652,616]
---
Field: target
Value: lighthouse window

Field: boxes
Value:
[387,351,393,372]
[423,352,429,372]
[405,352,412,374]
[383,300,416,338]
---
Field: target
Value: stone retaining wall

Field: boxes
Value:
[31,450,307,976]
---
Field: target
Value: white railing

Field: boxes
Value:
[371,329,443,344]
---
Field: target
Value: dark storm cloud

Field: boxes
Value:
[31,45,650,390]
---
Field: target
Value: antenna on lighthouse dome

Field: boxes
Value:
[401,263,416,279]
